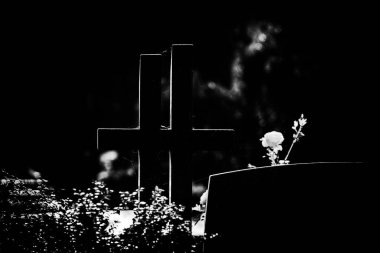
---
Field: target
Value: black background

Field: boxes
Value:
[1,6,370,185]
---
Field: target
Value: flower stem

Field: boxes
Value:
[284,126,303,161]
[284,140,295,161]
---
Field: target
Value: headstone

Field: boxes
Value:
[204,162,374,252]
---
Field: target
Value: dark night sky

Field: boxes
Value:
[1,7,370,184]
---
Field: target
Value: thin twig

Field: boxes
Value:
[284,125,303,161]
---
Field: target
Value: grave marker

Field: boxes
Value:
[97,44,235,214]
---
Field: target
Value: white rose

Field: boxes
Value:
[260,131,284,148]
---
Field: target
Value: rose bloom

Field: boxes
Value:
[260,131,284,148]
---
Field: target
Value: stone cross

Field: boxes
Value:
[97,44,234,214]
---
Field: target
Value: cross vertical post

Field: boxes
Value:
[169,45,193,214]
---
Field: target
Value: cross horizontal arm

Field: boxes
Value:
[97,128,235,151]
